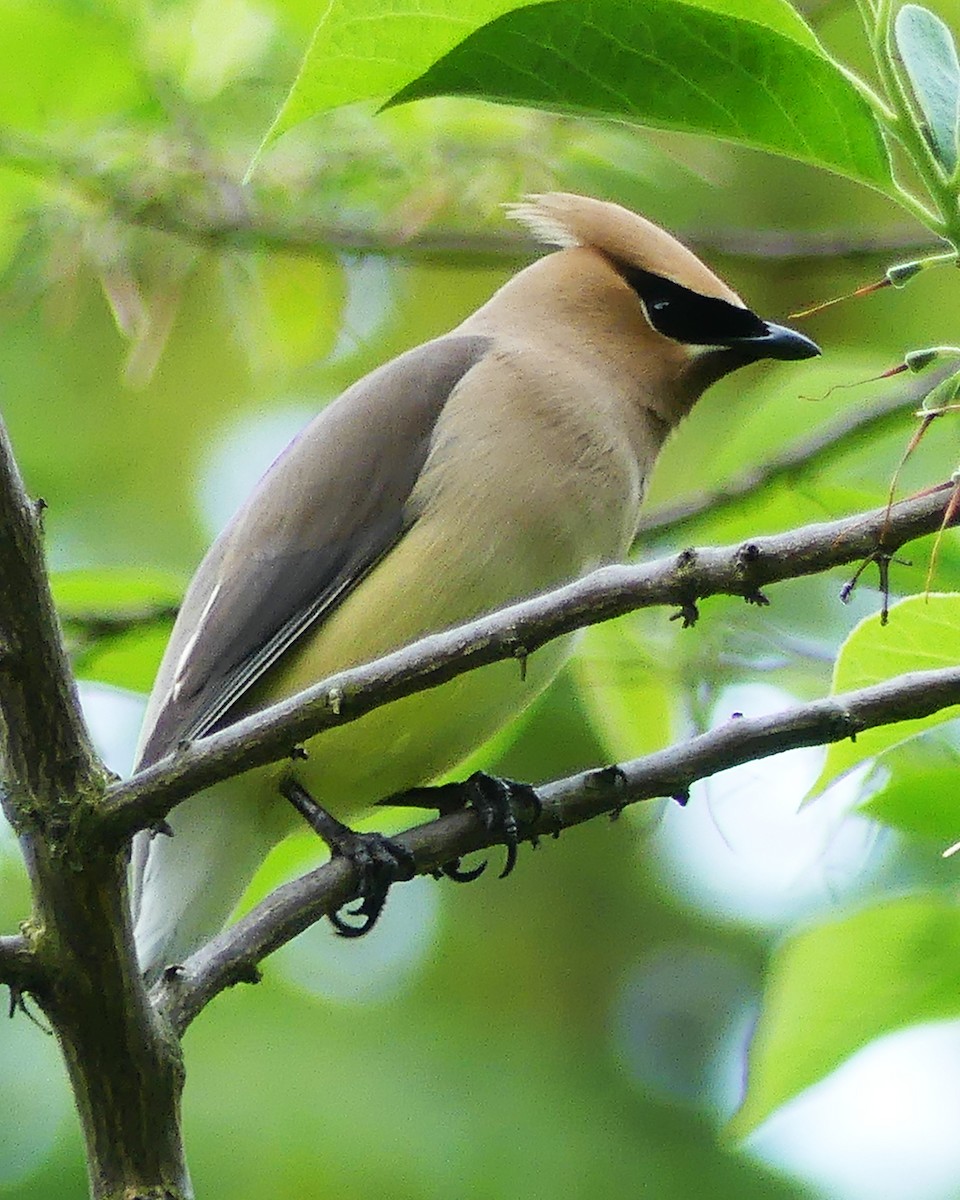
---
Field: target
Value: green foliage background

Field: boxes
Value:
[6,0,960,1196]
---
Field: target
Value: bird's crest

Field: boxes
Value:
[506,192,743,306]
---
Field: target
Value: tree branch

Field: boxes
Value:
[155,662,960,1032]
[0,417,190,1198]
[634,387,917,541]
[100,484,958,847]
[0,422,102,822]
[0,126,944,266]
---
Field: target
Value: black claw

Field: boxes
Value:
[438,857,488,883]
[382,771,540,885]
[279,778,416,938]
[6,987,51,1033]
[326,832,416,937]
[463,771,539,880]
[329,891,388,937]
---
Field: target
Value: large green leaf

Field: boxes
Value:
[254,0,889,192]
[732,897,960,1137]
[861,731,960,843]
[809,594,960,800]
[389,0,892,192]
[895,3,960,175]
[255,0,541,158]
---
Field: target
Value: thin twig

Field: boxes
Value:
[635,387,918,541]
[100,484,958,847]
[155,662,960,1032]
[0,935,43,993]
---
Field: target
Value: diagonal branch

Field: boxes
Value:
[100,483,958,847]
[634,387,918,541]
[155,662,960,1033]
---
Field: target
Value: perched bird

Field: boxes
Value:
[131,192,819,980]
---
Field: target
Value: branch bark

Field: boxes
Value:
[154,662,960,1032]
[3,395,958,1192]
[0,934,43,994]
[100,482,958,846]
[0,419,191,1200]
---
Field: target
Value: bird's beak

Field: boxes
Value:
[729,321,822,361]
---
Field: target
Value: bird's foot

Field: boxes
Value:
[280,778,415,937]
[390,770,541,882]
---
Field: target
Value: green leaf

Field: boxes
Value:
[861,731,960,843]
[51,567,183,622]
[645,0,822,52]
[254,0,541,163]
[732,897,960,1137]
[572,618,674,762]
[75,625,171,693]
[809,594,960,800]
[389,0,892,192]
[894,3,960,175]
[54,569,180,691]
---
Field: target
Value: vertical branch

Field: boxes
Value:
[0,420,101,823]
[0,417,191,1199]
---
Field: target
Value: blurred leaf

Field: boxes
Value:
[0,0,142,131]
[809,594,960,800]
[181,0,274,100]
[56,566,178,691]
[0,1013,72,1189]
[52,566,183,619]
[230,252,347,374]
[389,0,892,192]
[572,618,675,762]
[860,729,960,842]
[732,896,960,1137]
[75,624,170,692]
[0,167,40,273]
[894,3,960,175]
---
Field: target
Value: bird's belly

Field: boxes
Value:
[267,631,575,815]
[242,495,598,816]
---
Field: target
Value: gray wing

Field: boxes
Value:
[135,334,491,770]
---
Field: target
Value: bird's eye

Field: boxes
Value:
[617,263,767,346]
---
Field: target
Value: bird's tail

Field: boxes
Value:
[131,780,292,984]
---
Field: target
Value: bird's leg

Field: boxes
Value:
[279,778,416,937]
[388,770,541,883]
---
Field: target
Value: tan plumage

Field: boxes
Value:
[131,193,818,979]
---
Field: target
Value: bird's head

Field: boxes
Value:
[506,192,820,389]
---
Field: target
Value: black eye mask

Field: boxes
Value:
[619,264,768,346]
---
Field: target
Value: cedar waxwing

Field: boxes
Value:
[131,193,819,980]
